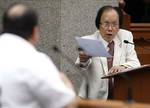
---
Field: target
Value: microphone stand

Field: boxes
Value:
[52,46,89,98]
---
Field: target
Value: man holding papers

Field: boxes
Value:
[75,5,140,100]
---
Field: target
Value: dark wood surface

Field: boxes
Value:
[103,65,150,103]
[102,65,150,78]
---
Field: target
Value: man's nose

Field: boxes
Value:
[107,25,113,30]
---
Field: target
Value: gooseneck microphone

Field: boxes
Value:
[124,40,150,51]
[52,45,89,98]
[124,40,134,45]
[52,46,75,66]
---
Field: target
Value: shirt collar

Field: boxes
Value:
[0,33,36,51]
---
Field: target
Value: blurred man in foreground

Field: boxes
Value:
[0,3,75,108]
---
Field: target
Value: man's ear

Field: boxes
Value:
[30,26,40,45]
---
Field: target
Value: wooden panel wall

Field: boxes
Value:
[120,7,150,65]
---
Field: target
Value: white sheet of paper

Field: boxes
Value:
[75,37,112,57]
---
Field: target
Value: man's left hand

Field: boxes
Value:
[108,65,127,74]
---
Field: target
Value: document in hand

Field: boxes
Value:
[75,37,112,57]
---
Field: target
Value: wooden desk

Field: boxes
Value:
[77,99,150,108]
[102,65,150,103]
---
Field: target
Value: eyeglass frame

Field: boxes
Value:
[99,22,119,30]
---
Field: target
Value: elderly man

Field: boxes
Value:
[76,5,140,100]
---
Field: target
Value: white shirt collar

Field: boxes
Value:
[0,33,36,51]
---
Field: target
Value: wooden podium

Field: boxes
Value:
[102,64,150,103]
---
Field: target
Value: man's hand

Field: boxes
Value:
[79,51,91,62]
[60,73,77,108]
[60,72,74,90]
[108,65,127,74]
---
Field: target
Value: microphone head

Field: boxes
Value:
[124,40,129,44]
[52,46,60,52]
[77,47,83,51]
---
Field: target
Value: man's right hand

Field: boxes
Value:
[79,51,91,62]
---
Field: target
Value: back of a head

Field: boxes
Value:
[2,3,38,40]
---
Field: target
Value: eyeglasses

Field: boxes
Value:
[100,22,119,30]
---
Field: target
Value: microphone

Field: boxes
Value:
[77,47,84,51]
[52,45,89,98]
[124,40,134,45]
[52,46,75,66]
[124,40,150,51]
[52,45,91,72]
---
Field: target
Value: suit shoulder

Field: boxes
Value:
[118,29,133,40]
[118,29,133,38]
[118,29,132,34]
